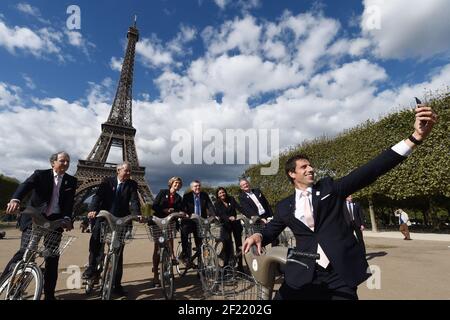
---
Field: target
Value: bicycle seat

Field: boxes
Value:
[244,245,288,289]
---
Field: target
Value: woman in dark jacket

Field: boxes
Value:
[214,187,244,272]
[150,176,183,287]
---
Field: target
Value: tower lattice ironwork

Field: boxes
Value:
[74,20,153,213]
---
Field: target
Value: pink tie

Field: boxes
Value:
[301,190,330,268]
[46,175,61,216]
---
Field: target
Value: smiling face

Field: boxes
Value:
[117,163,131,182]
[218,189,227,201]
[52,153,70,175]
[239,180,251,193]
[171,180,182,192]
[191,182,201,194]
[288,159,315,190]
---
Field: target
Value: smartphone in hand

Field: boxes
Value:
[414,97,427,127]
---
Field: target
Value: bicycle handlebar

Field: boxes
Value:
[96,210,141,230]
[21,206,69,230]
[148,211,185,229]
[244,246,320,290]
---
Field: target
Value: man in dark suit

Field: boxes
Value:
[238,178,273,222]
[82,161,140,296]
[180,180,215,260]
[243,105,437,300]
[1,151,77,300]
[344,195,366,254]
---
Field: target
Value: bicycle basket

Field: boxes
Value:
[248,222,266,235]
[100,222,135,245]
[211,267,263,300]
[146,222,177,242]
[209,222,223,240]
[21,225,76,257]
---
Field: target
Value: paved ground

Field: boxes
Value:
[1,222,449,300]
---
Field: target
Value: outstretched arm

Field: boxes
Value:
[334,105,437,197]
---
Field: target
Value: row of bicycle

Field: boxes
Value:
[0,207,317,300]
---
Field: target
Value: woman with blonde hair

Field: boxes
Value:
[150,176,183,287]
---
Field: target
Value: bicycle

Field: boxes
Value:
[213,245,319,300]
[0,207,76,300]
[94,210,140,300]
[175,215,221,294]
[146,212,185,300]
[213,215,247,271]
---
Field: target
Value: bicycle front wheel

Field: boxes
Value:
[101,253,117,300]
[0,264,43,300]
[198,244,219,294]
[160,248,174,300]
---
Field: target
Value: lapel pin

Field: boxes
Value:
[316,191,320,196]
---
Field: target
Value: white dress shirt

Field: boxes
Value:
[246,191,266,216]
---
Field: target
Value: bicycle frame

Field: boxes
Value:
[96,210,140,300]
[148,212,185,300]
[244,246,319,300]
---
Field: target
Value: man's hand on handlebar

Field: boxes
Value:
[87,211,97,219]
[243,233,263,255]
[6,200,20,214]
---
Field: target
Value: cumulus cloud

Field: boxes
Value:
[361,0,450,59]
[0,19,64,60]
[65,30,96,57]
[136,24,197,69]
[110,56,123,72]
[16,2,50,24]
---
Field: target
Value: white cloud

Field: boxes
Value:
[22,74,36,90]
[361,0,450,59]
[110,56,123,72]
[214,0,229,10]
[0,19,64,60]
[136,37,173,68]
[16,2,50,24]
[136,24,197,69]
[0,82,22,108]
[65,30,96,57]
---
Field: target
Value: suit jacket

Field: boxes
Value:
[214,196,242,222]
[344,202,365,229]
[13,169,77,231]
[89,176,140,217]
[152,189,183,218]
[261,148,406,289]
[238,188,273,219]
[182,191,215,219]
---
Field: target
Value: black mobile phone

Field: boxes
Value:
[414,97,427,127]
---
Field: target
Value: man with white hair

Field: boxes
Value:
[82,161,140,296]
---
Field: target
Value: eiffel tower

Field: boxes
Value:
[74,18,153,213]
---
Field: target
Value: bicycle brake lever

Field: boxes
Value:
[286,259,309,269]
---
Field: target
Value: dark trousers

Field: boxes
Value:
[274,265,358,300]
[221,220,243,267]
[0,225,62,299]
[88,218,125,287]
[352,222,366,255]
[180,219,202,257]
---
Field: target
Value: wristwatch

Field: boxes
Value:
[408,134,423,145]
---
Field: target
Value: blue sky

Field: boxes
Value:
[0,0,449,193]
